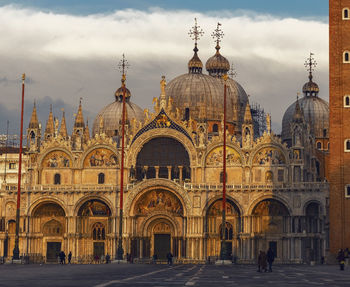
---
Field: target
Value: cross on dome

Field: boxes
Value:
[188,18,204,45]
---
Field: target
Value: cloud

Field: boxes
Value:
[0,5,328,134]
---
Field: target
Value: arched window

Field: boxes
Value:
[54,173,61,185]
[345,139,350,152]
[30,131,35,139]
[345,185,350,198]
[92,222,105,240]
[220,222,233,240]
[316,142,322,150]
[343,8,349,19]
[98,173,105,184]
[212,124,218,133]
[344,96,350,107]
[344,51,350,63]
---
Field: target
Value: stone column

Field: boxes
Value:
[143,166,148,180]
[140,238,143,258]
[178,166,183,183]
[167,166,172,180]
[155,166,159,179]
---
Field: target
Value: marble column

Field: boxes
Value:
[178,166,183,183]
[155,166,159,178]
[167,166,172,180]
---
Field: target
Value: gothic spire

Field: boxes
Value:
[59,108,68,139]
[74,98,85,128]
[84,118,90,142]
[28,101,39,129]
[243,100,253,124]
[44,104,55,137]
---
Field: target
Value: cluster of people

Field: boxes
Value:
[257,248,275,272]
[58,251,72,264]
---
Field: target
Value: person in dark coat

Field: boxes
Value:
[68,251,72,264]
[258,251,267,272]
[59,251,66,264]
[166,252,173,265]
[267,248,275,272]
[105,254,110,264]
[337,249,345,271]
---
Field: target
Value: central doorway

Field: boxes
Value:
[154,234,170,259]
[93,242,105,258]
[46,242,61,262]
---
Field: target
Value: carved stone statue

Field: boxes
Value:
[266,113,271,134]
[160,75,167,95]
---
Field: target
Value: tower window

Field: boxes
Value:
[212,124,218,133]
[344,96,350,107]
[98,173,105,184]
[316,141,322,150]
[54,173,61,185]
[344,51,350,63]
[343,8,349,19]
[345,185,350,198]
[345,139,350,152]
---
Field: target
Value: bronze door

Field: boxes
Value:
[154,234,170,260]
[93,242,105,258]
[46,242,61,262]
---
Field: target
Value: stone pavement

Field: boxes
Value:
[0,263,349,287]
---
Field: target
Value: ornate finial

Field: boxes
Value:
[22,73,25,82]
[79,97,83,105]
[50,104,52,113]
[211,22,224,52]
[304,52,317,81]
[61,107,65,117]
[188,18,204,51]
[118,54,130,85]
[222,74,228,82]
[228,62,237,78]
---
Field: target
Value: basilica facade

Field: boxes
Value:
[0,23,329,264]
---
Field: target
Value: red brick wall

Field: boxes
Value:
[329,0,350,253]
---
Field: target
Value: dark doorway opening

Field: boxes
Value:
[46,242,61,262]
[3,237,8,257]
[269,241,277,258]
[154,234,171,260]
[93,242,105,258]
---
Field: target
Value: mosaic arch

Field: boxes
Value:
[134,189,183,216]
[207,199,240,216]
[206,146,242,166]
[42,151,71,168]
[83,148,118,168]
[252,147,286,165]
[32,202,66,217]
[78,199,111,217]
[252,199,289,216]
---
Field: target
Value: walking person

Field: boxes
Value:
[337,249,345,271]
[257,250,267,272]
[267,248,275,272]
[166,252,173,265]
[105,253,110,264]
[68,251,72,264]
[152,254,158,264]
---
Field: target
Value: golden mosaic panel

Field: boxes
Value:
[206,146,241,166]
[253,147,286,165]
[84,148,118,167]
[43,151,71,168]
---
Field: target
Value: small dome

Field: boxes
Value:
[302,79,320,95]
[205,45,230,77]
[281,96,329,141]
[93,87,144,137]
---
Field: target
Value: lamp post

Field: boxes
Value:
[117,55,129,260]
[220,74,228,261]
[13,73,25,260]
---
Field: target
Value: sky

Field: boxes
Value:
[0,1,329,138]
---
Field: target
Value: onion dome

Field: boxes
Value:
[92,80,144,137]
[205,44,230,77]
[282,54,328,142]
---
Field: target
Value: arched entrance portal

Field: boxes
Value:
[31,202,66,262]
[205,199,241,260]
[131,189,184,260]
[77,199,112,262]
[251,199,290,260]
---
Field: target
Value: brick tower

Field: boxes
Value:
[329,0,350,254]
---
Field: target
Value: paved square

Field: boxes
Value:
[0,264,349,287]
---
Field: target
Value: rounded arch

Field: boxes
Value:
[43,219,63,236]
[125,179,191,217]
[38,147,74,169]
[29,197,67,217]
[128,128,196,167]
[74,195,114,217]
[203,142,244,167]
[202,194,243,217]
[139,213,179,237]
[344,50,350,63]
[249,143,289,166]
[303,200,323,217]
[80,144,119,169]
[247,194,292,216]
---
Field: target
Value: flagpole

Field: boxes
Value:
[13,73,25,260]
